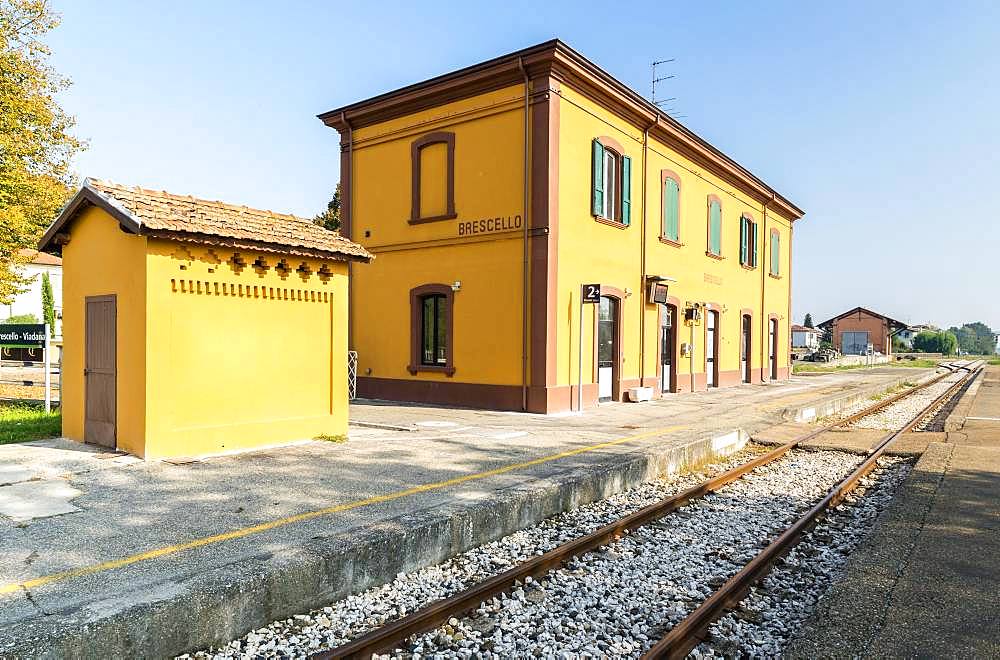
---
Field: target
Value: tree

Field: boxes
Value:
[803,313,814,328]
[913,330,958,355]
[1,1,82,304]
[946,322,995,355]
[312,183,341,232]
[41,269,54,335]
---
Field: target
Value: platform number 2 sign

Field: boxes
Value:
[582,284,601,304]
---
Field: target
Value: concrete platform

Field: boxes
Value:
[0,367,932,658]
[788,364,1000,658]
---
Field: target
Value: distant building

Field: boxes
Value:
[895,323,939,349]
[2,249,63,335]
[818,307,907,356]
[791,324,821,350]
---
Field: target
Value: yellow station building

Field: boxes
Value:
[38,180,372,458]
[320,40,804,414]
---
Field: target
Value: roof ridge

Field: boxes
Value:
[90,178,315,224]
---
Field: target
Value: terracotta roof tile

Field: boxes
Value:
[85,179,371,262]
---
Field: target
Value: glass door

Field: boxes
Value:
[598,296,617,401]
[706,310,718,387]
[741,315,752,383]
[660,305,674,393]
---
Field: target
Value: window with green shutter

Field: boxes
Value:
[591,138,630,226]
[621,155,631,225]
[770,230,780,276]
[591,139,604,217]
[708,198,722,255]
[740,214,758,268]
[663,176,679,242]
[739,214,748,264]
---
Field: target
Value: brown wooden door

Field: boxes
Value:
[85,295,117,448]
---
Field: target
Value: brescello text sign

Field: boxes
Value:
[0,324,46,348]
[457,214,522,236]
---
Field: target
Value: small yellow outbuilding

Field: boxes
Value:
[38,179,372,459]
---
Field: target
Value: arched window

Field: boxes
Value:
[408,284,455,375]
[409,132,456,224]
[739,213,758,268]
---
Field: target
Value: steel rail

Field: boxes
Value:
[309,366,960,660]
[642,361,983,659]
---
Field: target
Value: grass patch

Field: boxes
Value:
[888,359,942,368]
[987,357,1000,365]
[314,433,348,444]
[0,402,61,445]
[793,362,871,374]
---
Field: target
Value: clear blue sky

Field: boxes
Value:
[48,1,999,331]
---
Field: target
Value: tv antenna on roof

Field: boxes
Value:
[651,58,675,106]
[652,58,685,120]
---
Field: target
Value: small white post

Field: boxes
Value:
[44,323,51,413]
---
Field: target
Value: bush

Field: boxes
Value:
[2,314,40,324]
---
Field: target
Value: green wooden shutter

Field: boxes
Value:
[664,178,679,241]
[621,155,632,225]
[751,221,759,267]
[770,233,780,275]
[709,200,721,254]
[739,215,748,264]
[591,139,604,216]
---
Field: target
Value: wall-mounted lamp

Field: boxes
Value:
[451,281,462,292]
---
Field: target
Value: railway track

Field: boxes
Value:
[302,361,982,660]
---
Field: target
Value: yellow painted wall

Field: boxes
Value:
[555,87,793,393]
[349,85,527,385]
[61,206,352,459]
[143,240,350,458]
[60,207,147,455]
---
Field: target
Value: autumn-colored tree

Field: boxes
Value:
[312,183,341,232]
[0,1,82,304]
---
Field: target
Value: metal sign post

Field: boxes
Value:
[579,284,601,412]
[44,324,51,413]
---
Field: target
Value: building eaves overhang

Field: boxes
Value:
[318,39,805,222]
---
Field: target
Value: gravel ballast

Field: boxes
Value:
[181,447,910,660]
[840,369,963,430]
[178,447,768,660]
[182,376,957,660]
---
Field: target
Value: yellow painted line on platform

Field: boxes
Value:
[0,424,687,597]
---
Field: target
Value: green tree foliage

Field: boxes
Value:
[40,270,53,334]
[912,330,958,355]
[946,321,996,355]
[312,183,341,232]
[0,1,82,304]
[803,313,814,328]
